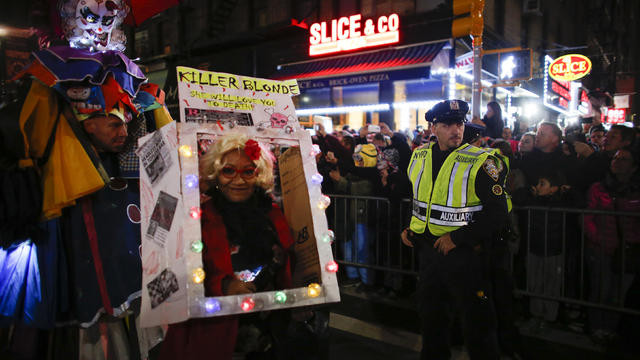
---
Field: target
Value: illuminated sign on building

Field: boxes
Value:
[455,51,473,72]
[543,55,580,116]
[309,13,400,56]
[578,88,590,115]
[548,79,572,110]
[605,108,626,124]
[548,54,592,81]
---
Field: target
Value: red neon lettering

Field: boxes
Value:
[309,23,321,44]
[320,22,331,43]
[388,13,399,31]
[378,16,388,32]
[551,81,571,100]
[337,17,349,40]
[308,13,400,56]
[349,14,361,37]
[331,19,338,42]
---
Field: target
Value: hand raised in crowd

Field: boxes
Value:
[573,141,595,158]
[401,228,414,247]
[329,168,342,182]
[380,122,393,137]
[315,123,326,137]
[434,233,456,255]
[224,278,256,295]
[325,151,338,165]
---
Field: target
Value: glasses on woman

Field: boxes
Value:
[220,165,258,180]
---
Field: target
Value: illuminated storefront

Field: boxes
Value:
[273,12,454,131]
[274,12,542,132]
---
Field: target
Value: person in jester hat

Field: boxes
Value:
[0,0,173,358]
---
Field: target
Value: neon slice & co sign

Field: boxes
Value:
[309,13,400,56]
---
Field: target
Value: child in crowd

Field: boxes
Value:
[526,171,570,330]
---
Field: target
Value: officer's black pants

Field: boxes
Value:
[417,243,500,360]
[488,241,523,357]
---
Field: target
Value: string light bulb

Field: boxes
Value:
[307,283,322,298]
[311,173,323,185]
[241,297,255,312]
[309,144,321,157]
[204,299,221,313]
[317,195,331,210]
[191,241,203,253]
[274,291,287,304]
[179,145,194,157]
[322,230,335,244]
[325,261,339,273]
[189,207,202,219]
[185,174,199,189]
[192,268,205,283]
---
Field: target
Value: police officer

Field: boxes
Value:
[401,100,508,360]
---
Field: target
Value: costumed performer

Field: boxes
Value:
[0,0,173,357]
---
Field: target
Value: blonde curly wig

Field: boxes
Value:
[200,134,275,191]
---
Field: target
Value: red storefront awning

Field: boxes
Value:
[273,41,447,80]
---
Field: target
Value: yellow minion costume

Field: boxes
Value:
[353,143,378,168]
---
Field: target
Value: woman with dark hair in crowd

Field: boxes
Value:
[517,132,536,159]
[480,101,505,139]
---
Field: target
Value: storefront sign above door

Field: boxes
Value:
[297,66,430,90]
[309,13,400,56]
[548,54,592,81]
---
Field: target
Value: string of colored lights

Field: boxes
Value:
[178,139,339,317]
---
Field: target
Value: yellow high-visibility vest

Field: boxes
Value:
[408,143,498,236]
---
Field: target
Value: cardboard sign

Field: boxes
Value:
[139,69,339,327]
[279,147,321,287]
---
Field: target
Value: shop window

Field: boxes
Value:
[297,88,331,109]
[332,83,379,106]
[401,79,443,101]
[393,79,444,130]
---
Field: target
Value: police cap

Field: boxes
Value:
[425,100,469,124]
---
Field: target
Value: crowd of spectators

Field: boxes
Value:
[311,105,640,349]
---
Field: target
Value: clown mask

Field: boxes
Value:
[75,0,120,49]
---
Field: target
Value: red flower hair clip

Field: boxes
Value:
[244,139,261,161]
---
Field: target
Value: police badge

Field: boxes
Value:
[482,159,500,182]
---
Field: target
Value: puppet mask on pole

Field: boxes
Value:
[60,0,129,52]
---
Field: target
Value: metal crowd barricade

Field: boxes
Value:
[326,194,418,276]
[514,205,640,316]
[326,194,640,316]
